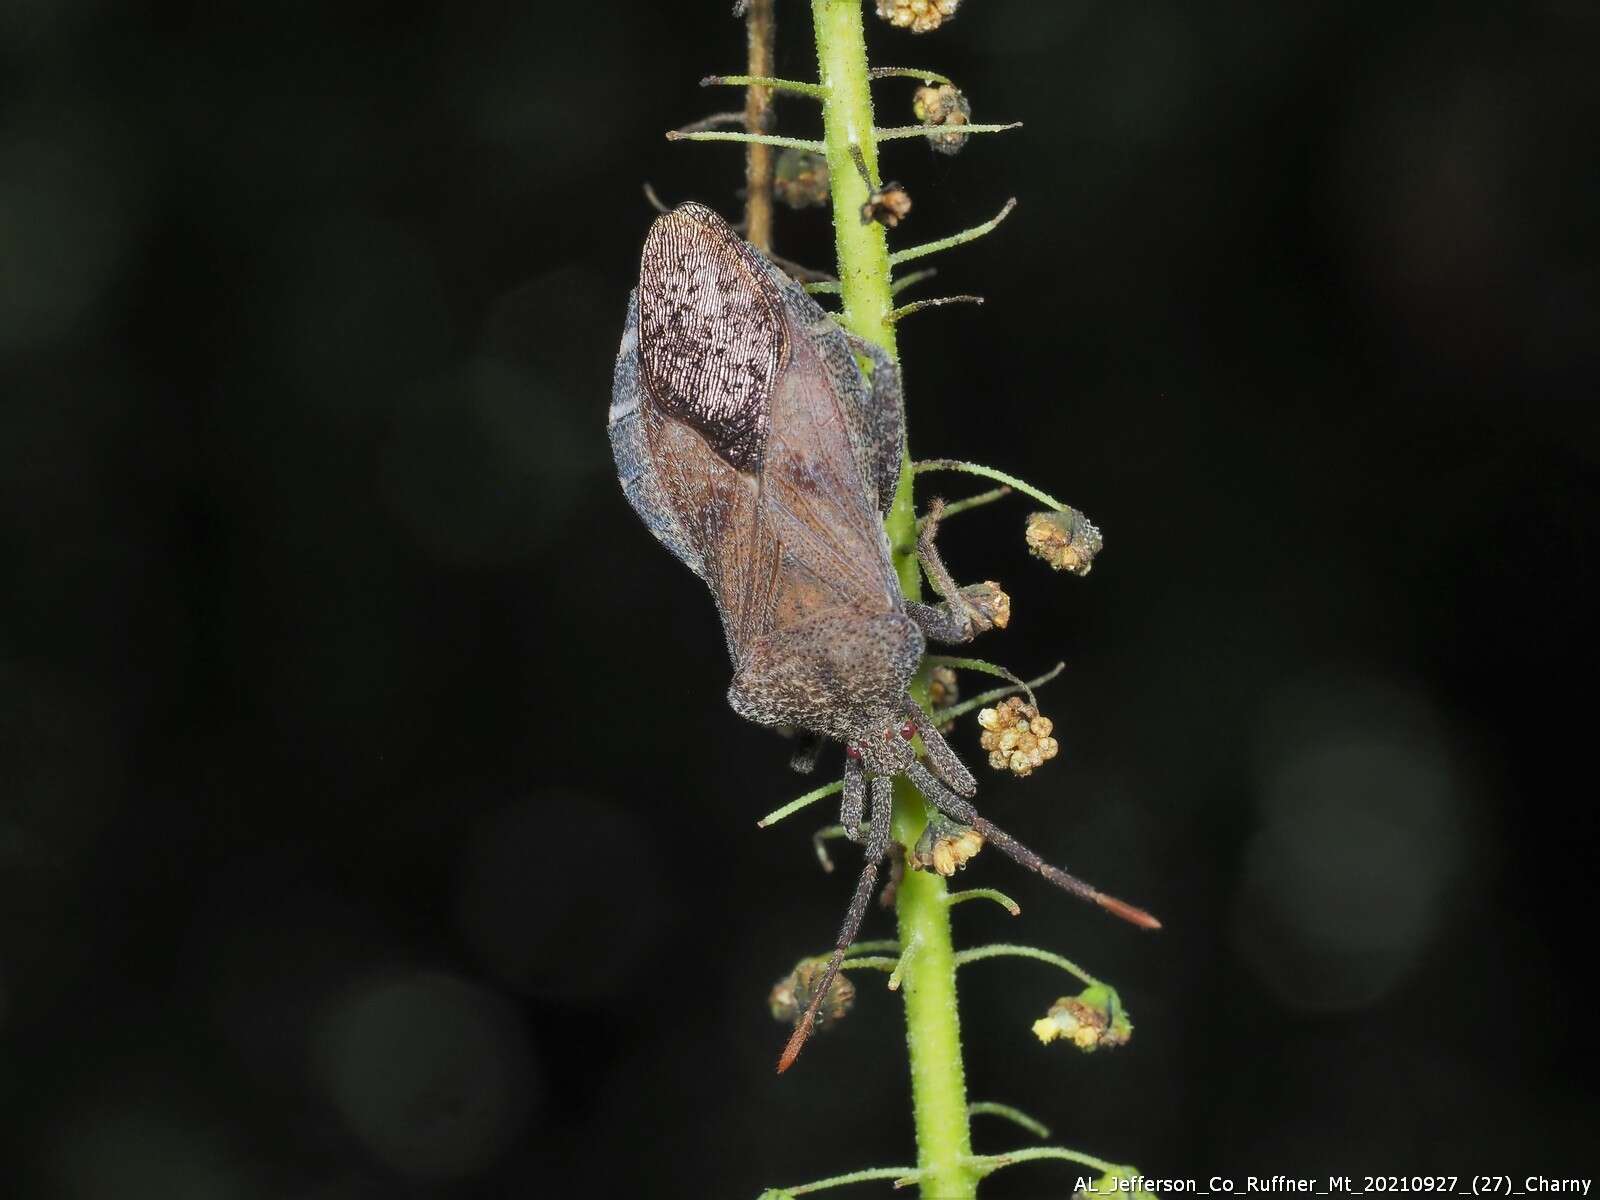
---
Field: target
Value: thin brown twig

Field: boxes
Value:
[742,0,777,252]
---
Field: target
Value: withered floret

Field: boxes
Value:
[977,696,1059,778]
[913,83,973,155]
[960,580,1010,630]
[770,957,856,1029]
[910,816,984,876]
[876,0,961,33]
[1025,509,1104,576]
[774,147,830,209]
[1031,984,1133,1051]
[861,182,912,228]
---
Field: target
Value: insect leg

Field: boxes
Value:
[840,753,867,843]
[903,759,1161,931]
[905,706,977,798]
[777,773,894,1073]
[905,497,1006,643]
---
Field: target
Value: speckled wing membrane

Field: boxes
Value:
[636,202,787,472]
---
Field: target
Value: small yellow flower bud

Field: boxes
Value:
[975,696,1062,778]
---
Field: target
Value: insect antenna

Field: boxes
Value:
[903,759,1161,930]
[777,774,894,1073]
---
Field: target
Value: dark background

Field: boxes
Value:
[4,1,1597,1196]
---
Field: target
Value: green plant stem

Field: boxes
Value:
[665,129,826,152]
[953,943,1102,989]
[874,121,1021,141]
[967,1102,1051,1140]
[931,662,1066,726]
[812,2,974,1197]
[756,779,843,828]
[779,1165,920,1195]
[969,1146,1125,1178]
[838,955,900,972]
[913,457,1070,512]
[921,485,1011,523]
[811,0,896,355]
[704,73,830,100]
[944,887,1022,917]
[891,795,975,1199]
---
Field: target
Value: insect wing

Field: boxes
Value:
[637,203,786,472]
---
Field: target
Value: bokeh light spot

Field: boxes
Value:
[312,971,534,1180]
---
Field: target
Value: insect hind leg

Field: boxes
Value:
[777,772,894,1073]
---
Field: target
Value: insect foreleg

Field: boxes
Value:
[906,496,1008,643]
[777,773,894,1073]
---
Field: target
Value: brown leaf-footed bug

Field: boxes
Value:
[608,201,1159,1073]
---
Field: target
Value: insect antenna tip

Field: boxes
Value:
[776,1015,814,1073]
[1096,893,1162,930]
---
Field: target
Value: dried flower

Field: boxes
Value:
[976,696,1059,777]
[861,181,912,228]
[960,580,1010,630]
[913,83,972,155]
[1031,984,1132,1051]
[910,815,984,876]
[774,147,830,209]
[876,0,961,34]
[770,957,856,1029]
[1025,509,1103,576]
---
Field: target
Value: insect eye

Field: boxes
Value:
[845,744,862,761]
[899,720,918,740]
